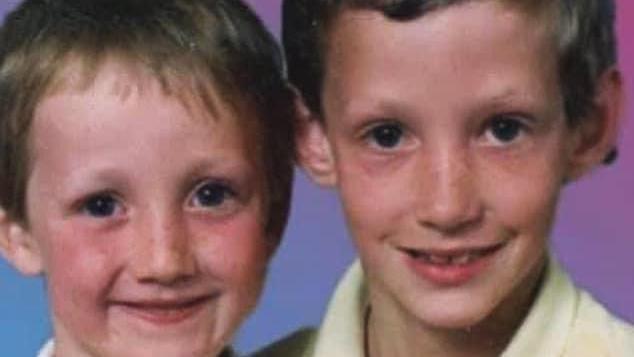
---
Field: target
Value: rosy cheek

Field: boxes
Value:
[195,212,269,279]
[43,226,115,336]
[492,169,560,238]
[196,213,270,321]
[340,167,408,237]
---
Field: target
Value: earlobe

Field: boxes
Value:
[0,209,43,276]
[566,67,623,181]
[293,92,338,187]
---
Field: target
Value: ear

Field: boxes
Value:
[566,67,624,181]
[0,209,43,276]
[293,90,338,187]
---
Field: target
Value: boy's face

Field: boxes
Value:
[306,2,593,329]
[21,61,271,356]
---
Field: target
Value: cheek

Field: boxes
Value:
[37,225,119,334]
[486,154,564,241]
[194,211,270,294]
[336,157,411,237]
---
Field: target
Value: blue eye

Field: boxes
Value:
[81,194,119,218]
[367,123,404,149]
[487,116,524,144]
[191,182,235,208]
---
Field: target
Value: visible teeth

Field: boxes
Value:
[451,253,472,265]
[409,251,482,265]
[428,254,451,264]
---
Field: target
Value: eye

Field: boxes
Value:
[365,122,404,149]
[80,193,121,218]
[190,181,236,209]
[484,115,526,145]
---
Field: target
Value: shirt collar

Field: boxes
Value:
[311,257,578,357]
[37,339,236,357]
[502,257,578,356]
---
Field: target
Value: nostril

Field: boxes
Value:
[131,212,198,284]
[132,239,197,285]
[416,195,484,236]
[415,147,483,235]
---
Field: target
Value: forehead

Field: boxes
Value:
[29,58,261,170]
[46,55,255,129]
[40,59,224,127]
[326,0,554,54]
[321,0,556,69]
[30,62,256,172]
[322,1,561,118]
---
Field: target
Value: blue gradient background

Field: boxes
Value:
[0,1,632,355]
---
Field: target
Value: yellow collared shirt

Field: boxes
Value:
[257,257,634,357]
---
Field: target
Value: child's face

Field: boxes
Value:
[309,2,588,329]
[22,61,270,356]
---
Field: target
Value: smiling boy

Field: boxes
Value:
[260,0,634,356]
[0,0,294,356]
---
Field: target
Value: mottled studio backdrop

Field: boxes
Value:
[0,1,632,355]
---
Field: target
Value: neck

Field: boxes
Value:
[367,262,546,357]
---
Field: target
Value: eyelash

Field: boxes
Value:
[358,113,532,148]
[74,179,239,219]
[481,114,532,146]
[78,191,124,219]
[360,120,408,150]
[187,179,239,213]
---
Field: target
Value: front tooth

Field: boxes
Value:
[451,253,472,265]
[429,254,450,265]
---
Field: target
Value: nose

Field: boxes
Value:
[415,144,484,235]
[131,210,197,285]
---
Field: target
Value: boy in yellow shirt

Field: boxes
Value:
[264,0,634,355]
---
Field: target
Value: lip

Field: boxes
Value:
[112,295,214,326]
[399,242,506,286]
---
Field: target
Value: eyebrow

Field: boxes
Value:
[480,87,548,114]
[337,91,417,122]
[486,86,536,103]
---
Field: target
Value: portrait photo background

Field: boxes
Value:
[0,1,632,355]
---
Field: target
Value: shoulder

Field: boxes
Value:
[504,257,634,357]
[252,261,366,357]
[250,328,317,357]
[36,339,54,357]
[564,290,634,356]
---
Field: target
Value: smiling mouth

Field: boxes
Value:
[398,242,507,285]
[114,295,215,325]
[400,243,505,266]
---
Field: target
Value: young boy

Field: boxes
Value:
[262,0,634,356]
[0,0,294,356]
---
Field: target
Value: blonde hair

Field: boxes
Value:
[0,0,295,238]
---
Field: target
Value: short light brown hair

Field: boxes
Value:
[0,0,295,238]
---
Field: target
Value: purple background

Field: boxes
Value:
[0,1,632,355]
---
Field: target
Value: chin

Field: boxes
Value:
[422,309,492,331]
[406,290,503,331]
[94,329,223,357]
[109,341,218,357]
